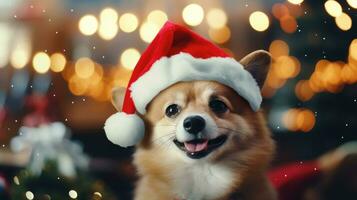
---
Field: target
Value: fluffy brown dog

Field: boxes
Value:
[111,50,276,200]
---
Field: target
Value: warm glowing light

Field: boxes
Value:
[25,191,34,200]
[11,49,30,69]
[272,3,289,20]
[68,75,88,95]
[206,8,227,29]
[287,0,304,5]
[347,0,357,8]
[282,109,300,131]
[75,57,95,78]
[69,190,78,199]
[208,26,231,44]
[94,192,103,198]
[119,13,139,33]
[269,40,289,58]
[274,56,299,79]
[324,0,343,17]
[296,109,315,132]
[79,15,98,36]
[335,13,352,31]
[139,22,160,43]
[50,53,66,72]
[120,48,140,70]
[100,8,118,23]
[295,80,314,101]
[33,52,50,74]
[98,23,118,40]
[182,4,205,26]
[147,10,168,27]
[249,11,270,32]
[280,15,297,33]
[266,70,287,89]
[349,39,357,60]
[341,64,357,84]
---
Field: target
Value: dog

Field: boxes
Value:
[110,50,277,200]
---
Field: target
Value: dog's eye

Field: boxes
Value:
[209,99,228,114]
[165,104,181,118]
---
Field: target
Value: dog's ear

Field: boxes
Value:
[240,50,271,89]
[111,87,126,111]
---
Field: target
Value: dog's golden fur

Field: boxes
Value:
[112,50,276,200]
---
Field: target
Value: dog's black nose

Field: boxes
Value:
[183,116,206,134]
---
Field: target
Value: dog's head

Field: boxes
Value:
[113,50,274,165]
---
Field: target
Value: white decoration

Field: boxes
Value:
[10,122,89,177]
[130,52,262,114]
[104,112,145,147]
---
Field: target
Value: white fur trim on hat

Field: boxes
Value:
[104,112,145,147]
[130,52,261,114]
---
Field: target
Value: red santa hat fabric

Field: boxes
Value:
[104,21,262,147]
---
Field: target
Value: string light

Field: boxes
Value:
[249,11,270,32]
[33,52,51,74]
[206,8,227,29]
[78,15,98,36]
[120,48,140,70]
[119,13,139,33]
[324,0,342,17]
[182,4,204,26]
[50,53,66,72]
[335,13,352,31]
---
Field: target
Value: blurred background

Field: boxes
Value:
[0,0,356,199]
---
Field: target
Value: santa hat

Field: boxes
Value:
[104,21,262,147]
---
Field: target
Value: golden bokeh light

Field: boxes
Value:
[75,57,95,79]
[280,15,297,33]
[78,15,98,36]
[347,0,357,8]
[274,56,299,79]
[341,64,357,84]
[296,109,315,132]
[100,7,118,23]
[206,8,227,29]
[349,39,357,60]
[25,191,34,200]
[119,13,139,33]
[249,11,270,32]
[287,0,304,4]
[32,52,51,74]
[208,26,231,44]
[98,23,118,40]
[269,40,289,58]
[282,109,300,131]
[139,22,160,43]
[295,80,314,101]
[50,53,66,72]
[69,75,88,96]
[147,10,168,27]
[120,48,141,70]
[335,13,352,31]
[182,4,205,26]
[272,3,289,20]
[324,0,343,17]
[11,49,30,69]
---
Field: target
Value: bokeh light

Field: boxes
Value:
[272,3,289,20]
[347,0,357,8]
[349,39,357,60]
[147,10,168,27]
[208,26,231,44]
[98,23,118,40]
[99,7,118,23]
[295,80,314,101]
[269,40,289,58]
[274,56,300,79]
[282,108,315,132]
[50,53,66,72]
[139,22,160,43]
[25,191,34,200]
[120,48,140,70]
[324,0,343,17]
[335,13,352,31]
[119,13,139,33]
[78,15,98,36]
[280,15,297,33]
[11,49,30,69]
[68,190,78,199]
[206,8,227,29]
[32,52,51,74]
[249,11,270,32]
[182,4,204,26]
[75,57,95,78]
[287,0,304,5]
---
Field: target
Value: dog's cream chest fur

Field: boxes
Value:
[172,162,235,200]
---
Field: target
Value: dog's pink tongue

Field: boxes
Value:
[184,140,208,152]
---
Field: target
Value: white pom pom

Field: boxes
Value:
[104,112,145,147]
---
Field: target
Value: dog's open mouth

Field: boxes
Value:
[173,135,228,159]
